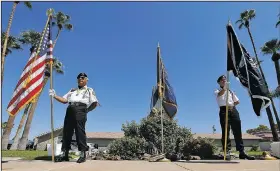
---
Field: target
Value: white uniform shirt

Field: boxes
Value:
[214,89,239,107]
[63,86,98,108]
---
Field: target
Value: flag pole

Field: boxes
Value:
[157,43,164,154]
[223,71,230,160]
[46,8,55,163]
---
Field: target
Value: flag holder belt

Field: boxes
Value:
[69,102,87,107]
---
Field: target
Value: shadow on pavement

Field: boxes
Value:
[177,160,240,164]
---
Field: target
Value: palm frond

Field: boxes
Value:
[271,86,280,98]
[65,24,73,30]
[238,23,244,30]
[23,1,32,9]
[235,19,243,24]
[276,20,280,28]
[1,32,22,56]
[248,9,256,20]
[19,30,41,47]
[261,39,280,55]
[52,57,64,74]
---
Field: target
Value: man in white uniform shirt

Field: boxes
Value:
[215,75,254,160]
[49,73,99,163]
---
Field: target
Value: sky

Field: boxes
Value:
[1,1,280,140]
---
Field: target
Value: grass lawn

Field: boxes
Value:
[2,150,78,160]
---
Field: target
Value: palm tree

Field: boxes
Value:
[1,32,22,57]
[1,33,23,150]
[261,39,280,84]
[9,103,31,150]
[1,1,32,86]
[261,39,280,132]
[52,11,73,48]
[236,9,279,141]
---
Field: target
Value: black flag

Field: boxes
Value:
[226,22,271,116]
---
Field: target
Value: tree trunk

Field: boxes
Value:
[1,2,17,86]
[10,103,31,150]
[247,27,279,141]
[274,59,280,85]
[17,77,49,150]
[1,115,16,150]
[53,29,61,49]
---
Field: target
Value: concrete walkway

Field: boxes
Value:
[2,160,280,171]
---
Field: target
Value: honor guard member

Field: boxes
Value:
[49,73,99,163]
[215,75,255,160]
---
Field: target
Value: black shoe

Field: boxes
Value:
[239,152,255,160]
[77,151,86,163]
[55,150,69,162]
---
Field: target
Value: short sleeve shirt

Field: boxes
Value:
[214,89,239,107]
[63,86,98,107]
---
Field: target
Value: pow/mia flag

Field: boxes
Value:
[226,22,271,116]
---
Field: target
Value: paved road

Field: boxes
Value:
[2,159,280,171]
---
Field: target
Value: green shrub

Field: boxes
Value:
[183,137,217,159]
[108,136,147,160]
[250,145,259,151]
[108,115,193,161]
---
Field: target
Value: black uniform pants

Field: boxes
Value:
[219,106,244,153]
[61,103,88,152]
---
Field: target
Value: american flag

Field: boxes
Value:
[7,17,53,116]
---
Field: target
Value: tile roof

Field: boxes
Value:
[193,133,262,140]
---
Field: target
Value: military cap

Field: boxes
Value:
[77,73,88,79]
[217,75,226,83]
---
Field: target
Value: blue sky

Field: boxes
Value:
[2,2,280,140]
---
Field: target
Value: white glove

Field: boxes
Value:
[49,89,56,97]
[223,82,230,90]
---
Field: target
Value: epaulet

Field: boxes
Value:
[88,87,96,95]
[70,88,77,92]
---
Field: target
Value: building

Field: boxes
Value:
[33,127,124,151]
[193,133,262,151]
[34,127,262,151]
[250,131,280,141]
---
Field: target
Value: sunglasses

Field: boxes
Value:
[77,77,86,80]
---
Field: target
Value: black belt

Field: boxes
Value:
[69,102,87,107]
[220,106,234,110]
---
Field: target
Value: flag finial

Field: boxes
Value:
[157,42,160,48]
[228,18,231,25]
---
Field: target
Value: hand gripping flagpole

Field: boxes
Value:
[46,8,55,163]
[223,71,230,161]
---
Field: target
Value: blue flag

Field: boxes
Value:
[162,65,178,119]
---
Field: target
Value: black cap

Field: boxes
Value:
[77,73,88,79]
[217,75,226,83]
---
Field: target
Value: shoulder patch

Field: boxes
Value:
[88,87,96,95]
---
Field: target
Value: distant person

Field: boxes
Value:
[49,73,99,163]
[215,75,255,160]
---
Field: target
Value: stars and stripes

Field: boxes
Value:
[7,17,53,116]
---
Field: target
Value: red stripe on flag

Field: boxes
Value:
[7,71,45,108]
[22,54,43,71]
[9,82,44,116]
[14,60,46,90]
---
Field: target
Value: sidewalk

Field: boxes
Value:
[2,159,280,171]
